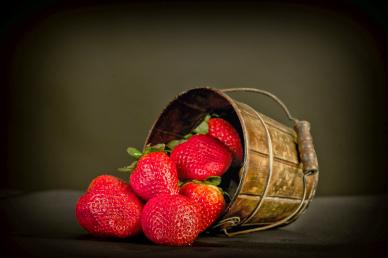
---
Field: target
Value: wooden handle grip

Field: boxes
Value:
[294,121,319,175]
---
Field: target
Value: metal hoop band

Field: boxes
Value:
[222,174,309,236]
[217,87,318,236]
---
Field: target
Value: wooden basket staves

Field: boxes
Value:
[145,87,319,236]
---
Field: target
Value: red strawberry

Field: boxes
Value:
[180,179,225,232]
[76,176,143,238]
[141,194,201,246]
[170,134,232,180]
[87,174,128,193]
[130,152,179,200]
[86,174,140,204]
[208,118,243,166]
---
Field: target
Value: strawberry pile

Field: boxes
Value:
[76,115,243,246]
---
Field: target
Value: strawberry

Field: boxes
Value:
[129,152,179,200]
[76,176,143,238]
[170,134,232,180]
[180,177,226,232]
[87,174,128,193]
[208,118,243,166]
[141,194,201,246]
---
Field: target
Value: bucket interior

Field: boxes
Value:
[145,88,245,199]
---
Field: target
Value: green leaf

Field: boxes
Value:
[167,139,186,150]
[193,122,208,134]
[144,143,166,154]
[127,147,143,159]
[204,176,222,186]
[118,161,138,173]
[151,143,166,151]
[183,133,193,140]
[192,114,211,135]
[143,143,151,153]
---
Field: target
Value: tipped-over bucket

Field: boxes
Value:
[145,87,319,236]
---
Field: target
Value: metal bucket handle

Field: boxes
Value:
[222,88,319,175]
[216,88,319,236]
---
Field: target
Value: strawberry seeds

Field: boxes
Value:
[75,115,243,246]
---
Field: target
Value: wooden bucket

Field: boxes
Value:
[145,87,319,236]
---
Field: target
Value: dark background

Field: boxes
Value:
[1,0,387,195]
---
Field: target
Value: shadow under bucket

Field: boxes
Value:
[145,87,319,236]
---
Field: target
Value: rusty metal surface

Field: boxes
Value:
[144,87,319,235]
[221,101,318,228]
[294,120,319,175]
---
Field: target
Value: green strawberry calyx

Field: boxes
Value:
[166,113,214,151]
[192,114,211,135]
[180,176,231,200]
[200,175,222,186]
[166,139,187,151]
[118,143,167,173]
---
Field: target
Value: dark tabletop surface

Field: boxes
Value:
[1,190,387,258]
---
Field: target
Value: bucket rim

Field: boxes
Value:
[143,87,249,211]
